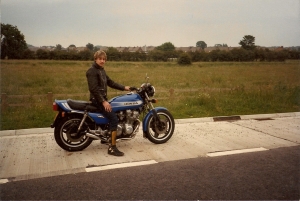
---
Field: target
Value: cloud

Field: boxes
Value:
[2,0,299,47]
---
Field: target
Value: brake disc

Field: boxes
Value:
[64,121,86,142]
[154,119,168,134]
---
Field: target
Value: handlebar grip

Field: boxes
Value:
[130,87,138,91]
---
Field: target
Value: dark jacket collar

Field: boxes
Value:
[92,61,104,70]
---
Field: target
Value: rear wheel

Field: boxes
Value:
[145,110,175,144]
[54,117,93,151]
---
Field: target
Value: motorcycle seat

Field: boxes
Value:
[67,99,100,112]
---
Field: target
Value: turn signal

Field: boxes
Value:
[151,99,158,103]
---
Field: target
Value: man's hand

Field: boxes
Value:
[124,86,131,91]
[102,101,112,112]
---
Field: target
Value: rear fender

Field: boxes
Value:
[51,111,94,128]
[51,112,64,128]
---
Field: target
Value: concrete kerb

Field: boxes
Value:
[175,117,213,124]
[0,128,54,137]
[175,112,300,124]
[240,112,300,120]
[1,112,299,137]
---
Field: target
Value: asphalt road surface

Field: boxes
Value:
[1,145,299,200]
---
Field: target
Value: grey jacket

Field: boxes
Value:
[86,62,125,103]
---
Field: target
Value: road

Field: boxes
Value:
[0,112,299,199]
[1,145,299,200]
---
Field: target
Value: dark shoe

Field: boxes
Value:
[108,145,124,156]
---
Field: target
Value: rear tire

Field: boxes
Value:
[54,117,93,151]
[145,109,175,144]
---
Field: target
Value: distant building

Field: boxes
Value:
[116,47,128,52]
[98,46,108,52]
[176,47,202,52]
[128,46,144,53]
[76,47,88,52]
[204,46,240,52]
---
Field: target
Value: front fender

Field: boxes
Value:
[142,107,168,133]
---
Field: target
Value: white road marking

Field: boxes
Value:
[85,160,158,172]
[0,179,9,184]
[207,147,268,157]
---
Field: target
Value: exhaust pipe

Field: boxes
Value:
[116,138,132,142]
[86,133,101,140]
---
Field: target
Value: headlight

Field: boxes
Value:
[140,83,155,97]
[147,85,155,97]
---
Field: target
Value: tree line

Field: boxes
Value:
[20,47,299,63]
[1,23,299,63]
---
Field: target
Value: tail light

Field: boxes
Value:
[53,102,58,111]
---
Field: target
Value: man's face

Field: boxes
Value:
[95,56,106,67]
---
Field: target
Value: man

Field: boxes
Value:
[86,50,130,156]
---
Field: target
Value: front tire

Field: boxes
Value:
[54,117,93,151]
[145,109,175,144]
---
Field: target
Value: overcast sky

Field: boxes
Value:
[2,0,300,48]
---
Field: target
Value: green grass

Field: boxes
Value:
[163,85,300,118]
[1,60,299,130]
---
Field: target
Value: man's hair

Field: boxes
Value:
[94,50,107,61]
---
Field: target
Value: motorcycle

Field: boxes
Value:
[51,75,175,151]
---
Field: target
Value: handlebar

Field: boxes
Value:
[129,87,138,91]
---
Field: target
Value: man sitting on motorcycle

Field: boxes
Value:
[86,50,131,156]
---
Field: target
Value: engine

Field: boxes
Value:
[116,109,140,136]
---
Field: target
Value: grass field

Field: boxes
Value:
[1,60,299,130]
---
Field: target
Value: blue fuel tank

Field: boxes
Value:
[109,93,144,112]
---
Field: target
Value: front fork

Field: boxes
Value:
[143,93,167,138]
[145,93,161,122]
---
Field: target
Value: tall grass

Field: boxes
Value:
[162,84,300,118]
[1,60,299,130]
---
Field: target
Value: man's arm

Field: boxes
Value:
[106,75,126,91]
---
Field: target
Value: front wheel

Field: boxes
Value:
[145,109,175,144]
[54,117,93,151]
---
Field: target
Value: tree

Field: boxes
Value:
[56,44,62,50]
[93,46,100,51]
[209,49,220,61]
[22,49,35,59]
[178,53,192,65]
[36,49,49,59]
[68,44,76,52]
[78,50,93,60]
[239,35,256,50]
[196,41,207,50]
[215,44,228,47]
[148,50,166,61]
[106,47,120,61]
[86,43,94,51]
[230,48,255,61]
[156,42,175,51]
[189,51,209,62]
[1,23,28,59]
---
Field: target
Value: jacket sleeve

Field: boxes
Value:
[86,68,106,103]
[106,75,125,91]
